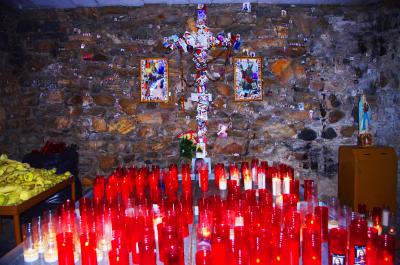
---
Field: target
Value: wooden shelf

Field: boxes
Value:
[0,177,75,245]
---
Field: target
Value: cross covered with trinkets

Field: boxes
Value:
[163,4,241,158]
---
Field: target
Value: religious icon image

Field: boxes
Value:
[233,57,263,101]
[332,254,345,265]
[140,58,169,103]
[354,246,366,265]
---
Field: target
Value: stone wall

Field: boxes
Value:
[0,2,399,207]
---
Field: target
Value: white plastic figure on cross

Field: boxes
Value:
[163,4,241,158]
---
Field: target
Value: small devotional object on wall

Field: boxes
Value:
[140,58,169,103]
[358,94,372,147]
[233,57,263,102]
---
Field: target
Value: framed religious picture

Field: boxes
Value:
[140,58,169,103]
[233,57,263,101]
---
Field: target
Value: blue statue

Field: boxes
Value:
[358,95,371,134]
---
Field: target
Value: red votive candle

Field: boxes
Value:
[329,227,347,265]
[199,166,209,192]
[169,164,179,191]
[377,234,395,265]
[285,228,300,265]
[233,226,249,265]
[271,230,287,265]
[93,176,105,203]
[315,206,329,242]
[56,232,74,265]
[181,163,191,193]
[139,223,156,265]
[214,163,221,188]
[290,179,300,198]
[80,232,97,265]
[302,227,321,265]
[251,159,259,185]
[349,218,368,265]
[229,164,239,186]
[108,248,129,265]
[367,226,379,265]
[211,233,227,265]
[162,224,182,265]
[196,245,212,265]
[218,165,227,191]
[303,179,316,201]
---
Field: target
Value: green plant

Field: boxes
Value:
[179,137,196,160]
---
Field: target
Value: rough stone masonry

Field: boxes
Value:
[0,2,399,220]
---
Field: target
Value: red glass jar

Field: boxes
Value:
[349,218,368,265]
[315,206,329,243]
[199,167,209,193]
[367,226,379,264]
[302,227,321,265]
[56,232,75,265]
[139,224,156,265]
[80,232,97,265]
[377,234,395,265]
[196,245,212,265]
[181,163,191,193]
[329,227,347,265]
[108,247,129,265]
[211,232,228,265]
[303,179,316,201]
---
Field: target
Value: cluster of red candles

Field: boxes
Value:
[21,161,397,265]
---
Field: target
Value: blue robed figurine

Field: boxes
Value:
[358,95,372,146]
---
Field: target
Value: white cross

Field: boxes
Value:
[164,4,241,158]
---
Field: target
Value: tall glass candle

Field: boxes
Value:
[80,232,97,265]
[196,245,212,265]
[56,232,75,265]
[282,174,291,194]
[367,226,379,265]
[251,159,259,184]
[272,175,282,197]
[315,206,329,243]
[23,223,39,263]
[139,223,156,265]
[199,166,209,192]
[329,227,347,265]
[377,234,395,265]
[32,216,45,254]
[181,164,191,193]
[211,235,227,265]
[302,227,321,265]
[219,166,227,191]
[108,247,129,265]
[257,166,266,189]
[349,218,368,265]
[243,167,252,190]
[303,179,316,201]
[229,164,239,187]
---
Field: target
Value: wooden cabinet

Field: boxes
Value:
[338,146,397,212]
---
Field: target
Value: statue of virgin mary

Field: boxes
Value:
[358,95,371,134]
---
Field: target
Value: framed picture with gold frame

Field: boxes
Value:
[233,57,263,101]
[140,58,169,103]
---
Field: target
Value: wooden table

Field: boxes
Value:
[0,177,75,245]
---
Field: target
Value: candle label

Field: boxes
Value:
[354,246,366,265]
[332,253,345,265]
